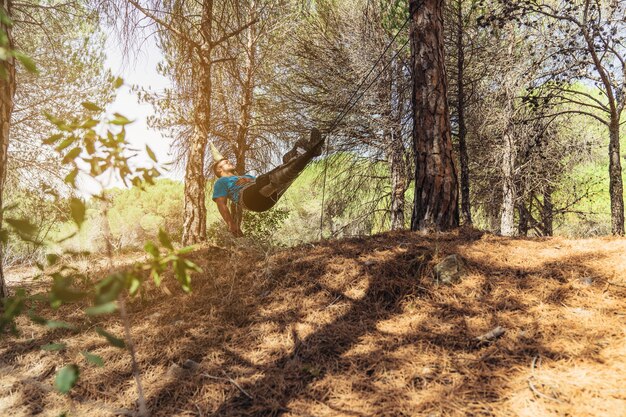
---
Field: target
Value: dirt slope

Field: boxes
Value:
[1,230,625,416]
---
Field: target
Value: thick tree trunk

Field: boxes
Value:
[182,125,209,244]
[608,119,624,235]
[0,0,15,299]
[182,0,213,245]
[455,0,471,227]
[542,186,553,236]
[500,130,516,236]
[409,0,459,231]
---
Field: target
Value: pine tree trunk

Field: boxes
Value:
[0,0,15,299]
[517,201,529,236]
[182,0,213,245]
[389,52,407,231]
[500,130,516,236]
[455,0,471,226]
[542,186,553,236]
[608,119,624,235]
[232,9,256,229]
[389,123,406,230]
[409,0,459,231]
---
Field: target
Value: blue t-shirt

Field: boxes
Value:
[212,175,256,203]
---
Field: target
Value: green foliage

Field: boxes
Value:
[81,351,104,367]
[107,179,184,247]
[0,8,38,78]
[1,80,202,400]
[242,208,290,244]
[55,365,79,394]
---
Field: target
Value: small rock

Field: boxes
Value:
[579,277,593,286]
[166,363,185,378]
[434,254,466,285]
[182,359,201,371]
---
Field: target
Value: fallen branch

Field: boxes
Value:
[528,355,563,403]
[201,372,253,399]
[475,326,505,343]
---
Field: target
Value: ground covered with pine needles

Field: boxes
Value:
[1,230,626,416]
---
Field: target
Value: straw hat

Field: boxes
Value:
[210,142,225,163]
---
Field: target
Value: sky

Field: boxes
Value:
[78,29,182,195]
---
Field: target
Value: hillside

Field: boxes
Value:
[1,230,626,416]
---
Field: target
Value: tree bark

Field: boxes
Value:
[500,130,516,236]
[542,186,553,236]
[0,0,15,299]
[455,0,471,227]
[389,121,406,230]
[409,0,459,231]
[182,0,213,245]
[231,6,256,229]
[517,200,529,236]
[388,48,407,231]
[608,119,624,235]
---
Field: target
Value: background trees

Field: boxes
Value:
[1,0,624,279]
[491,0,626,235]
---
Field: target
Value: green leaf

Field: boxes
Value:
[51,274,86,303]
[174,260,192,293]
[5,218,37,237]
[176,245,196,255]
[13,50,37,73]
[28,312,47,325]
[55,365,79,394]
[43,133,64,145]
[85,301,117,316]
[183,259,202,273]
[146,145,157,162]
[41,343,66,351]
[46,320,75,330]
[94,273,124,305]
[62,147,82,164]
[56,136,76,151]
[113,77,124,89]
[81,119,98,129]
[46,253,60,266]
[144,241,159,257]
[110,113,132,126]
[152,270,162,287]
[81,101,102,112]
[0,10,13,26]
[69,198,86,227]
[81,351,104,367]
[95,327,126,349]
[158,229,173,250]
[64,169,79,186]
[128,276,141,296]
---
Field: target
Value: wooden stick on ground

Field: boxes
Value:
[527,355,563,403]
[201,372,254,399]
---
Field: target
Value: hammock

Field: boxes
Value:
[240,134,324,212]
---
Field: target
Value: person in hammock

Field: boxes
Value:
[212,128,324,236]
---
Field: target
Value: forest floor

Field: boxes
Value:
[1,229,626,417]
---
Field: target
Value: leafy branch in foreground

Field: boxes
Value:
[0,78,201,415]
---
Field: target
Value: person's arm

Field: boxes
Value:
[214,197,242,236]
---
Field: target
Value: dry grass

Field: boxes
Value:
[1,230,625,416]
